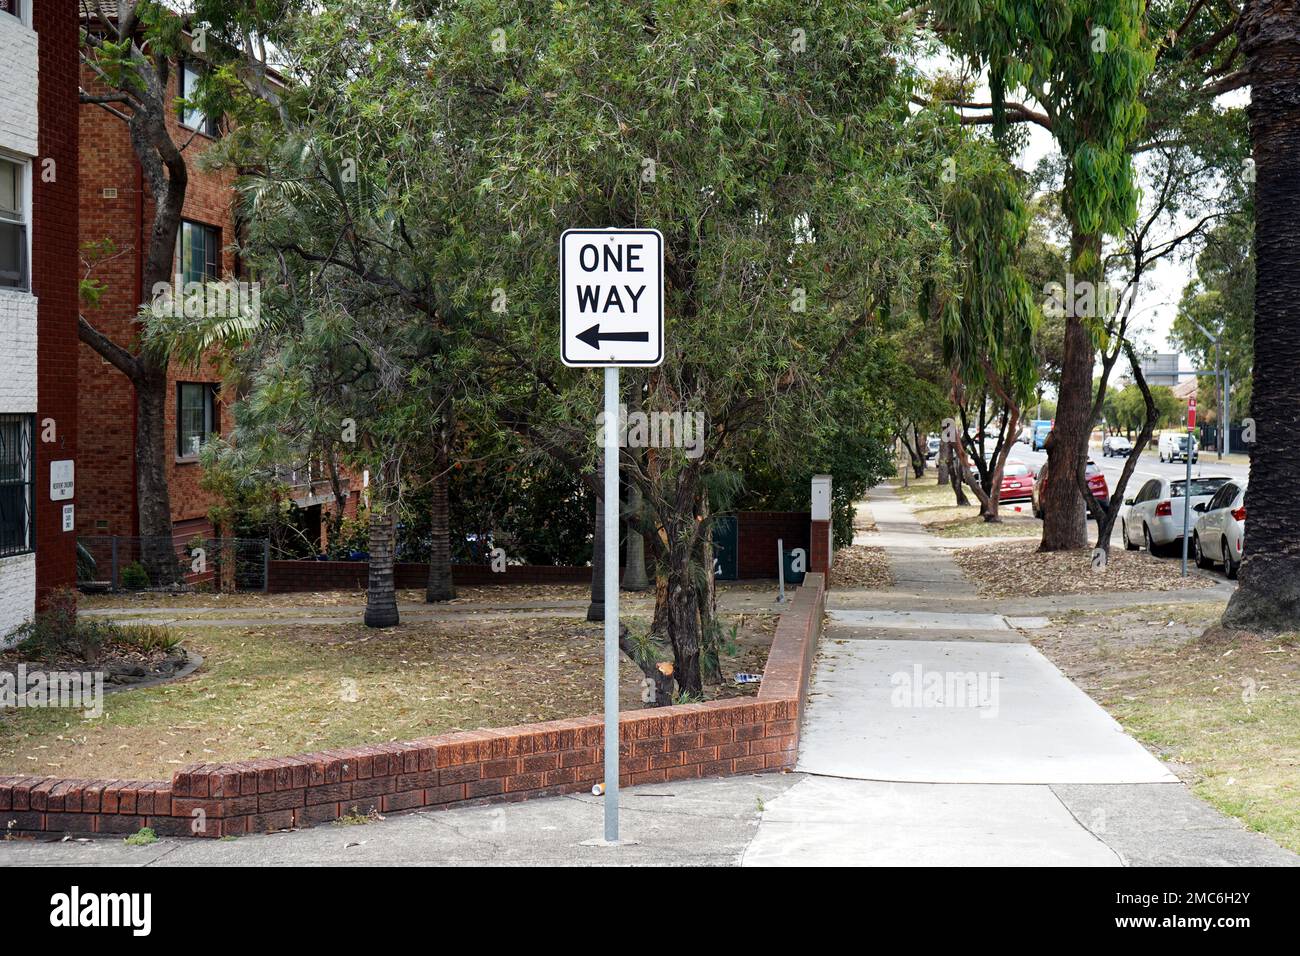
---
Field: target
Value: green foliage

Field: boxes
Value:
[120,562,151,591]
[6,589,104,664]
[124,827,159,846]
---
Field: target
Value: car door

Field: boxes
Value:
[1201,484,1236,558]
[1128,479,1158,544]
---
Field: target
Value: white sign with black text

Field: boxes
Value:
[560,228,664,367]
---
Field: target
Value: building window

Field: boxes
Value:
[0,1,21,23]
[0,158,28,291]
[0,414,34,558]
[175,220,220,285]
[178,58,219,137]
[177,383,217,458]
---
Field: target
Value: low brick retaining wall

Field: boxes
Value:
[0,575,825,839]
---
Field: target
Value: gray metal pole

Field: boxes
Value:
[602,365,620,843]
[1224,365,1231,457]
[262,539,271,594]
[776,537,786,604]
[1216,340,1223,459]
[1182,428,1192,576]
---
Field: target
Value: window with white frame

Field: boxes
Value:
[0,157,28,291]
[178,58,220,137]
[0,1,22,23]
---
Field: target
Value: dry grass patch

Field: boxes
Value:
[0,611,775,782]
[1033,603,1300,853]
[953,541,1218,598]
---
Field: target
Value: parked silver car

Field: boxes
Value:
[1122,475,1231,555]
[1193,480,1247,578]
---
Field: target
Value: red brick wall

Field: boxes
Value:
[0,574,825,838]
[77,52,237,537]
[33,0,81,603]
[736,511,810,578]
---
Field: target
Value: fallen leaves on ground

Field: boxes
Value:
[830,546,892,589]
[952,541,1218,598]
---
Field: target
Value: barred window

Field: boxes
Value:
[0,414,34,558]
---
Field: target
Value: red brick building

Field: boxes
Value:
[77,27,237,544]
[0,0,80,638]
[77,9,353,555]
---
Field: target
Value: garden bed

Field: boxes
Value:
[0,609,776,782]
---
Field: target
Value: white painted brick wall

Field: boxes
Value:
[0,553,36,645]
[0,12,38,158]
[0,290,37,413]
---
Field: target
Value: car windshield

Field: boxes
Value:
[1171,477,1228,498]
[1004,464,1029,477]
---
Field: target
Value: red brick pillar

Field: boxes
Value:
[809,475,833,575]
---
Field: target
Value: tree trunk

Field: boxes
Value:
[1223,0,1300,631]
[587,455,605,621]
[425,418,455,602]
[695,491,721,684]
[364,469,400,628]
[946,442,969,505]
[665,550,702,699]
[621,480,649,591]
[1039,231,1098,551]
[134,361,179,584]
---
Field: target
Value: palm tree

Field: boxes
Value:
[1222,0,1300,632]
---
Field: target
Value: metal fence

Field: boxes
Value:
[77,536,270,593]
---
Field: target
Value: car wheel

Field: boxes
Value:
[1194,533,1213,570]
[1144,524,1158,556]
[1223,537,1239,579]
[1123,520,1138,551]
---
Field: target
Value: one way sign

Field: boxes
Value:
[560,228,663,367]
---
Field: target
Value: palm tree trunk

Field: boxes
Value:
[426,419,455,602]
[364,467,400,628]
[586,455,605,621]
[621,480,649,591]
[1223,0,1300,631]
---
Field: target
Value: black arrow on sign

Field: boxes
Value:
[575,324,650,350]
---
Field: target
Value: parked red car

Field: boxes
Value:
[999,460,1035,503]
[1032,459,1110,519]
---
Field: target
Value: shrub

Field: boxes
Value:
[3,588,178,664]
[120,561,150,590]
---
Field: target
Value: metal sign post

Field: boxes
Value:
[561,228,664,846]
[1182,399,1196,577]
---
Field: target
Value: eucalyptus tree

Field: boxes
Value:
[425,0,946,695]
[932,137,1039,521]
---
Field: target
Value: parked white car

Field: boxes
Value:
[1192,479,1247,578]
[1158,431,1198,463]
[1122,475,1232,555]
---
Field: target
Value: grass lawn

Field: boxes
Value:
[891,479,1039,537]
[1033,603,1300,853]
[0,609,776,782]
